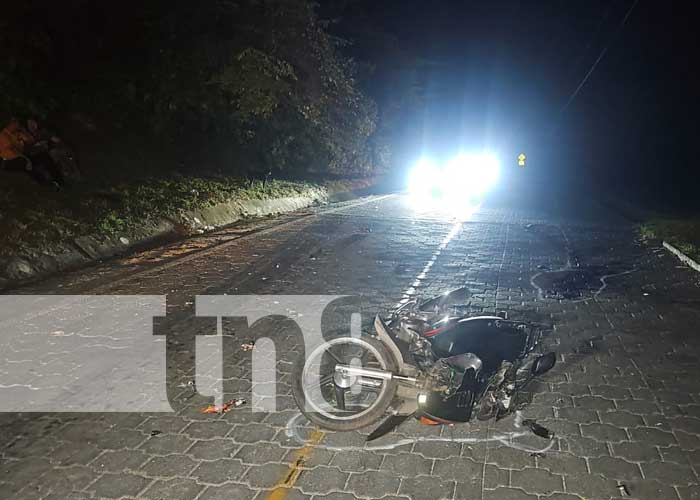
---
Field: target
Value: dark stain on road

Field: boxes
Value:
[532,263,632,300]
[525,223,634,300]
[338,233,371,246]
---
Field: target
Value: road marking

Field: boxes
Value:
[494,222,511,309]
[265,428,325,500]
[397,221,463,306]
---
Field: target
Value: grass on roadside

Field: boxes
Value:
[640,218,700,262]
[0,175,323,258]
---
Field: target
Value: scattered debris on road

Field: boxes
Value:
[617,484,631,497]
[522,419,554,439]
[572,335,604,355]
[201,398,247,414]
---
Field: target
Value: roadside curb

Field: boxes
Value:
[662,241,700,273]
[0,179,379,291]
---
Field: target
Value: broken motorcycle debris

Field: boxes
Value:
[201,398,247,414]
[521,419,555,439]
[617,484,630,497]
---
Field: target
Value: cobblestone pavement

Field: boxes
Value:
[2,190,700,500]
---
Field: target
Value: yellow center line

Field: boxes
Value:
[264,428,326,500]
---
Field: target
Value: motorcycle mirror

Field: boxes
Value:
[531,352,556,376]
[418,287,471,313]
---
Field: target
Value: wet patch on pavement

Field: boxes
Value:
[531,263,633,300]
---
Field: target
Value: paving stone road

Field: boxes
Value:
[2,188,700,500]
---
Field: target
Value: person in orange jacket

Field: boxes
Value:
[0,118,37,171]
[0,118,81,188]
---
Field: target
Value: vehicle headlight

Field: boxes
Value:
[407,157,440,200]
[443,153,500,198]
[407,153,500,217]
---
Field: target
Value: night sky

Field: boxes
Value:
[330,0,698,207]
[4,1,697,207]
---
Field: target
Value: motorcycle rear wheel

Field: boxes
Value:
[292,335,398,432]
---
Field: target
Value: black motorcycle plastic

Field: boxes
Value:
[418,287,471,313]
[522,419,555,439]
[531,352,556,376]
[420,368,477,423]
[366,414,411,441]
[428,317,529,372]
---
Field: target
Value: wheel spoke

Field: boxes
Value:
[325,347,343,365]
[300,337,393,419]
[359,348,370,365]
[306,373,334,392]
[335,385,346,411]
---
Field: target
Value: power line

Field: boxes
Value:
[559,0,640,114]
[560,46,609,113]
[566,2,614,80]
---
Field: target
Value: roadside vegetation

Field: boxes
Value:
[640,218,700,262]
[1,1,430,274]
[1,1,387,180]
[0,175,323,258]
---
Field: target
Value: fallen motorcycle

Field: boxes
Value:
[292,288,556,440]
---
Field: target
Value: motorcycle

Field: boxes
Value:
[292,288,556,440]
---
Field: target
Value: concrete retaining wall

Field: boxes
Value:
[0,188,336,291]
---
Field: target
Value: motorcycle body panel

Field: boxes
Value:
[421,368,477,423]
[428,316,530,372]
[373,315,415,376]
[419,317,534,424]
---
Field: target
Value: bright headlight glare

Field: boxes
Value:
[407,153,499,218]
[444,153,500,197]
[408,157,440,198]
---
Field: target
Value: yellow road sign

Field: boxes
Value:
[518,153,526,167]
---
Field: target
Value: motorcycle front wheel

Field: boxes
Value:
[292,335,398,431]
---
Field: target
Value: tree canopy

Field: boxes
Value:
[1,0,392,179]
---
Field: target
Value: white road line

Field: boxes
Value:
[397,221,463,307]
